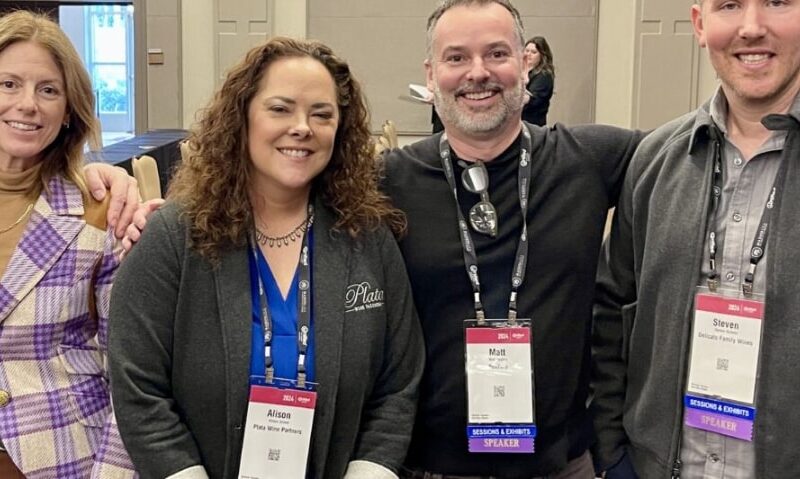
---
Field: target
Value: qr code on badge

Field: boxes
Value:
[716,358,729,371]
[268,448,281,461]
[493,385,505,398]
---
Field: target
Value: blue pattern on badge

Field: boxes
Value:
[685,394,756,420]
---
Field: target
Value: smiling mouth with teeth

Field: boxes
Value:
[279,148,312,158]
[462,91,495,101]
[737,53,771,64]
[6,121,40,131]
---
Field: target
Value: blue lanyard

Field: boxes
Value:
[250,203,314,387]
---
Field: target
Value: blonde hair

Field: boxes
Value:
[0,10,101,193]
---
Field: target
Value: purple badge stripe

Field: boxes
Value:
[685,408,753,441]
[469,437,535,453]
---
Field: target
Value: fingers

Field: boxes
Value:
[119,198,165,258]
[121,222,142,255]
[84,164,109,201]
[101,166,138,238]
[113,177,141,238]
[136,199,165,228]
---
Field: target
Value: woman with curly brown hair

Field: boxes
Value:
[107,37,424,479]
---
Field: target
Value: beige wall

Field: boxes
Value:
[181,0,215,130]
[595,0,636,128]
[169,1,721,133]
[594,0,719,130]
[146,0,182,129]
[273,0,307,38]
[179,0,305,129]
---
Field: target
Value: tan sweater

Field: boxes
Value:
[0,164,42,278]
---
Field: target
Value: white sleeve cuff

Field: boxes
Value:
[344,460,398,479]
[165,465,210,479]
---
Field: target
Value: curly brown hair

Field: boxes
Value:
[168,37,405,261]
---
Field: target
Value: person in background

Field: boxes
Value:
[592,0,800,477]
[0,10,135,478]
[108,37,424,479]
[522,36,554,126]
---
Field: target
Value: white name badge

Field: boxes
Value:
[238,384,317,479]
[464,321,536,453]
[687,292,764,404]
[465,324,533,423]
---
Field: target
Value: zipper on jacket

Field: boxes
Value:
[671,458,683,479]
[667,131,720,478]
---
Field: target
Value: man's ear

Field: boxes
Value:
[691,4,707,48]
[425,58,435,92]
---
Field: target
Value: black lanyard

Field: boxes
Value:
[250,203,313,387]
[704,117,792,295]
[439,125,533,323]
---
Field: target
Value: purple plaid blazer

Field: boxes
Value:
[0,176,136,479]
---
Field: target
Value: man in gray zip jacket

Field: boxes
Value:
[592,0,800,478]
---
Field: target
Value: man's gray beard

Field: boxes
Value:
[433,82,525,135]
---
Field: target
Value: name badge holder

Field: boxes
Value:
[239,210,318,479]
[438,126,538,454]
[465,319,536,453]
[684,287,764,441]
[239,378,318,479]
[683,122,789,442]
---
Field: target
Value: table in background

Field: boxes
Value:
[87,129,188,196]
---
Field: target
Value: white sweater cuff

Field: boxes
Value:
[344,460,398,479]
[165,465,210,479]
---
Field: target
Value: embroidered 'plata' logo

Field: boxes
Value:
[345,281,385,313]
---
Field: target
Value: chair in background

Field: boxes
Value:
[382,120,399,149]
[131,155,162,201]
[179,140,193,162]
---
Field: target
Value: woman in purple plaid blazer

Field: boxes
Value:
[0,11,136,478]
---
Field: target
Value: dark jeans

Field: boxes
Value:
[401,451,595,479]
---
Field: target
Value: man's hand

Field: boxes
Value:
[84,163,140,238]
[121,198,165,256]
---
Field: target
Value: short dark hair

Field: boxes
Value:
[426,0,525,59]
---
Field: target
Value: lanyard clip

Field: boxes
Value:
[508,291,518,324]
[508,309,517,323]
[707,274,719,292]
[297,372,307,389]
[742,264,756,296]
[265,366,274,384]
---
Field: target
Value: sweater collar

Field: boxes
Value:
[688,87,800,155]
